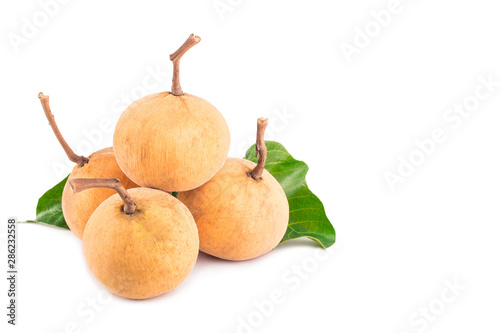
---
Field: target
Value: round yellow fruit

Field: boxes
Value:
[38,92,138,239]
[113,34,230,192]
[113,92,230,192]
[61,147,138,239]
[82,187,199,299]
[178,157,289,261]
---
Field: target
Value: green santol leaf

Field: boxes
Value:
[26,176,70,230]
[245,141,335,248]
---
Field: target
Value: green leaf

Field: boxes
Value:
[26,176,70,230]
[245,141,335,248]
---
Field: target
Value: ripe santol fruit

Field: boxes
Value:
[38,93,138,239]
[113,34,231,192]
[70,178,199,299]
[178,118,289,261]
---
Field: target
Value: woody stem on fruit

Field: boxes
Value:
[170,34,201,96]
[248,117,269,180]
[38,92,89,167]
[69,178,137,214]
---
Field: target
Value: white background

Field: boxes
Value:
[2,0,500,332]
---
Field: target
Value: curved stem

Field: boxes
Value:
[169,34,201,96]
[69,178,137,214]
[248,117,269,180]
[38,93,89,167]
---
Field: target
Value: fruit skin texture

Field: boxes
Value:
[62,147,138,239]
[113,92,231,192]
[178,158,289,261]
[83,187,199,300]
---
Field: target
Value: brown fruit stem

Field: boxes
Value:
[169,34,201,96]
[38,92,89,167]
[69,178,137,214]
[248,117,269,181]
